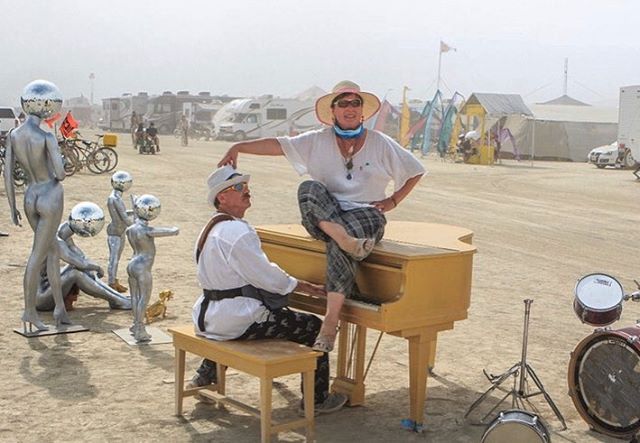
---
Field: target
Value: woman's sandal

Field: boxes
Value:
[346,237,376,261]
[312,334,337,353]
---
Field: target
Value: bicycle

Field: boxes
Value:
[59,134,118,174]
[0,146,27,187]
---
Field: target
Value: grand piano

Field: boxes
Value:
[256,221,476,431]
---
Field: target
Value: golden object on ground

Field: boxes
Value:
[145,290,174,324]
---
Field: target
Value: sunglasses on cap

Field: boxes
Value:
[334,98,363,109]
[220,182,249,194]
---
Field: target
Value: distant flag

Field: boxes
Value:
[60,111,79,138]
[44,112,62,128]
[440,40,456,53]
[399,86,411,147]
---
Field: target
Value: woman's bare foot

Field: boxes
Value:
[342,237,375,261]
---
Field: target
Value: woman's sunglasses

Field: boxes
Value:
[220,182,249,193]
[335,99,363,109]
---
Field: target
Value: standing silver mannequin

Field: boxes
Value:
[4,80,67,331]
[106,171,133,293]
[36,202,131,311]
[126,194,179,342]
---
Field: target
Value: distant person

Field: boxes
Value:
[146,122,160,152]
[130,111,141,145]
[134,122,145,149]
[180,114,189,147]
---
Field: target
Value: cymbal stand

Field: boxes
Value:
[464,299,567,430]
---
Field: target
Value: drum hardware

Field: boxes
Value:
[465,299,567,430]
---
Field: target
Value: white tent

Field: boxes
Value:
[505,104,618,161]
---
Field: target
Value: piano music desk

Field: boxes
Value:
[256,222,476,431]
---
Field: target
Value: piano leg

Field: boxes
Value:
[332,322,367,406]
[403,331,436,432]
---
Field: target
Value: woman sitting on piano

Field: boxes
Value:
[218,80,425,352]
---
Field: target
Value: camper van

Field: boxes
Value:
[0,107,18,136]
[214,96,319,141]
[617,85,640,169]
[100,93,149,131]
[144,91,223,134]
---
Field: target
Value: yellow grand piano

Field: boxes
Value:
[256,221,476,431]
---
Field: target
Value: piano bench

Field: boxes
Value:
[168,325,321,443]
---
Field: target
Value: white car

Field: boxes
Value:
[588,142,619,169]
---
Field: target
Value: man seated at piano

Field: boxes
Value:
[218,80,425,352]
[188,165,348,415]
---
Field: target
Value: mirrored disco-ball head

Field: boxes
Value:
[111,170,133,192]
[21,80,63,119]
[69,202,105,237]
[134,194,161,221]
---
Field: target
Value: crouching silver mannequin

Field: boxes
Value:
[36,202,131,312]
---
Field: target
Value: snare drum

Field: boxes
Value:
[568,324,640,438]
[481,409,550,443]
[573,273,623,326]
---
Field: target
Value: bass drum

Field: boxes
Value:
[481,409,550,443]
[568,325,640,438]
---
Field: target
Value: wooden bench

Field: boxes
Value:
[168,325,321,442]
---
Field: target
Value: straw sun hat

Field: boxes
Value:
[315,80,381,126]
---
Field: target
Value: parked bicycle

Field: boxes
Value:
[59,133,118,175]
[0,146,27,187]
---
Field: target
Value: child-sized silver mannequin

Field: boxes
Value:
[106,171,133,293]
[126,195,179,342]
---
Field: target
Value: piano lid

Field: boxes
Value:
[256,222,476,261]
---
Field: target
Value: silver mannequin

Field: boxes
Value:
[36,202,131,311]
[106,171,133,292]
[4,80,67,330]
[126,194,179,342]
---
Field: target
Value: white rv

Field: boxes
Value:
[214,96,320,141]
[617,85,640,169]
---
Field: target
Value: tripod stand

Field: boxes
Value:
[465,299,567,430]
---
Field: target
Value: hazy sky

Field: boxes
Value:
[3,0,639,108]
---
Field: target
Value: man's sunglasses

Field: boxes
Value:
[334,99,363,109]
[220,182,249,193]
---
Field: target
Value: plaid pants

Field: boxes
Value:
[194,308,329,404]
[297,180,386,295]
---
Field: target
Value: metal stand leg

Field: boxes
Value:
[464,299,567,430]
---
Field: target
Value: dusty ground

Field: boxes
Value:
[1,133,638,443]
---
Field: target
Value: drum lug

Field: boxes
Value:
[627,335,639,345]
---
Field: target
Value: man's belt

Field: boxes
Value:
[197,286,288,331]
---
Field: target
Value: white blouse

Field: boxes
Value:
[277,127,426,210]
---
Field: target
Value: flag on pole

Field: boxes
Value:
[60,111,79,138]
[399,86,411,147]
[440,40,456,53]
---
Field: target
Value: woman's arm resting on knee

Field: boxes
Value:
[218,138,284,168]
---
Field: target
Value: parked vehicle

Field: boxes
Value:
[100,93,149,132]
[214,96,319,141]
[587,142,620,168]
[0,107,18,135]
[617,85,640,171]
[144,91,225,135]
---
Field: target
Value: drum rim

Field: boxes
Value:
[568,328,640,437]
[574,273,624,310]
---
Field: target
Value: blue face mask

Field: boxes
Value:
[333,123,364,139]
